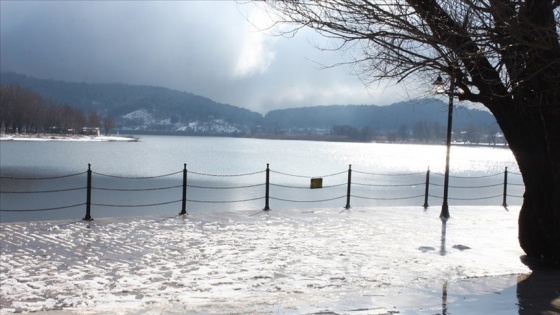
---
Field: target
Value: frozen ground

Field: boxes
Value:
[1,206,558,314]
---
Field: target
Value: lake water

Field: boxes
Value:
[0,135,524,222]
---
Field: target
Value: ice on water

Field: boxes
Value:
[0,206,528,314]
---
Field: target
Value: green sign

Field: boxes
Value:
[310,178,323,189]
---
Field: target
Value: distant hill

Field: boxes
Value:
[0,72,263,134]
[264,100,498,132]
[1,71,499,140]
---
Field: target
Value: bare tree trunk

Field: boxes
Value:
[490,95,560,265]
[519,187,560,265]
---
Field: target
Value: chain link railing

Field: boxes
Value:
[0,163,524,221]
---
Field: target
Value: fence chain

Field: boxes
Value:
[0,203,86,212]
[449,195,502,201]
[352,194,424,201]
[428,194,503,201]
[429,183,503,189]
[432,172,503,179]
[0,187,86,194]
[187,170,265,177]
[188,183,265,189]
[92,171,182,179]
[270,170,346,179]
[270,196,346,203]
[92,185,183,192]
[0,171,86,180]
[92,200,182,208]
[353,170,424,176]
[187,197,265,203]
[270,183,346,189]
[353,182,425,187]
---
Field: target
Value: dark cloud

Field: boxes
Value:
[1,1,410,113]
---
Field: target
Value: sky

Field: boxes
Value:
[0,1,419,114]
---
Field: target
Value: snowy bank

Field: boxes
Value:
[0,134,138,142]
[1,206,558,314]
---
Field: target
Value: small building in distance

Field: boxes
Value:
[81,127,100,136]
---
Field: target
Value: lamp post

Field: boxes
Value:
[433,71,455,221]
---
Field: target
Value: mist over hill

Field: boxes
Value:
[1,71,500,142]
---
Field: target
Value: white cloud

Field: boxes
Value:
[233,32,276,78]
[232,7,277,78]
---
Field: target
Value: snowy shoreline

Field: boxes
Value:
[0,134,138,142]
[2,206,558,314]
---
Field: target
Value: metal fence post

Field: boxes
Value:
[179,164,188,215]
[502,166,508,208]
[423,166,430,209]
[263,163,270,211]
[345,164,352,209]
[83,163,93,221]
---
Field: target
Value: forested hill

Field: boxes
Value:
[264,100,497,132]
[1,72,499,140]
[0,72,263,133]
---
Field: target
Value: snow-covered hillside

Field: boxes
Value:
[120,110,246,134]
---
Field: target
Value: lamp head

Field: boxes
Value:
[433,75,446,94]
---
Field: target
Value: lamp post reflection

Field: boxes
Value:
[442,280,448,315]
[440,219,447,256]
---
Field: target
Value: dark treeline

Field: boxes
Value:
[331,121,504,145]
[263,101,504,144]
[0,85,113,135]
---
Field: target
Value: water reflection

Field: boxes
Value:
[437,259,559,314]
[437,220,558,314]
[517,257,560,314]
[441,280,448,315]
[440,219,448,315]
[440,219,447,256]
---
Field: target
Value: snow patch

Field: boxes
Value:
[0,134,137,142]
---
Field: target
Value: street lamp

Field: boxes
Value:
[433,71,455,221]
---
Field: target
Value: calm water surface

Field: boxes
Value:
[0,135,518,175]
[0,135,522,222]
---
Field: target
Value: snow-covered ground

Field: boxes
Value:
[0,134,137,142]
[0,206,557,314]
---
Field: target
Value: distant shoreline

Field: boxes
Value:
[0,133,139,142]
[0,132,510,148]
[248,133,509,147]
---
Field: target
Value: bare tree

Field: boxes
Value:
[397,123,408,142]
[0,85,93,135]
[263,1,560,265]
[0,85,45,134]
[87,111,101,128]
[103,116,115,136]
[487,126,499,146]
